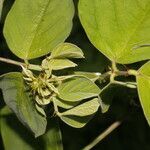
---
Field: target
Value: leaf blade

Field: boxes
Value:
[0,113,35,150]
[50,59,77,70]
[137,61,150,126]
[54,97,79,109]
[60,98,100,117]
[50,43,84,59]
[59,98,100,128]
[42,118,63,150]
[79,0,150,64]
[0,72,47,137]
[60,115,93,128]
[58,77,101,102]
[4,0,74,59]
[74,71,101,82]
[0,107,63,150]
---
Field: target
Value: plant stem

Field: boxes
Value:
[128,69,138,76]
[115,70,138,77]
[52,100,60,116]
[0,57,24,66]
[112,61,118,72]
[0,57,42,71]
[99,71,111,81]
[28,64,42,71]
[115,70,129,76]
[112,80,137,88]
[82,121,122,150]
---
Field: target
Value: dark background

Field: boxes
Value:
[0,0,150,150]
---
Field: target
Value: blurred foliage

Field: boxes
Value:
[0,0,150,150]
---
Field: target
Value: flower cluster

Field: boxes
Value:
[22,66,60,106]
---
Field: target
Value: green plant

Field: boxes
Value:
[0,0,150,150]
[78,0,150,124]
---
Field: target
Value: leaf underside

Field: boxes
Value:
[60,98,100,128]
[0,72,47,137]
[58,77,101,102]
[79,0,150,64]
[0,108,63,150]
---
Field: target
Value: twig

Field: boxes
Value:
[0,57,24,66]
[82,121,122,150]
[0,57,42,71]
[112,80,137,88]
[98,71,111,83]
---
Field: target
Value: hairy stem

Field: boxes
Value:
[82,121,122,150]
[0,57,42,71]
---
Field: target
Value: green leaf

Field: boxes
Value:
[35,104,46,117]
[4,0,74,59]
[58,77,101,102]
[0,0,4,20]
[79,0,150,64]
[0,72,47,137]
[74,71,101,82]
[60,98,100,128]
[60,115,93,128]
[42,118,63,150]
[1,107,63,150]
[99,83,113,113]
[50,43,84,59]
[137,61,150,126]
[0,113,35,150]
[54,97,79,109]
[99,83,123,113]
[49,59,77,70]
[42,58,77,71]
[60,98,100,116]
[0,106,12,116]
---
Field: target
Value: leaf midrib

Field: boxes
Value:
[93,0,116,60]
[25,0,51,59]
